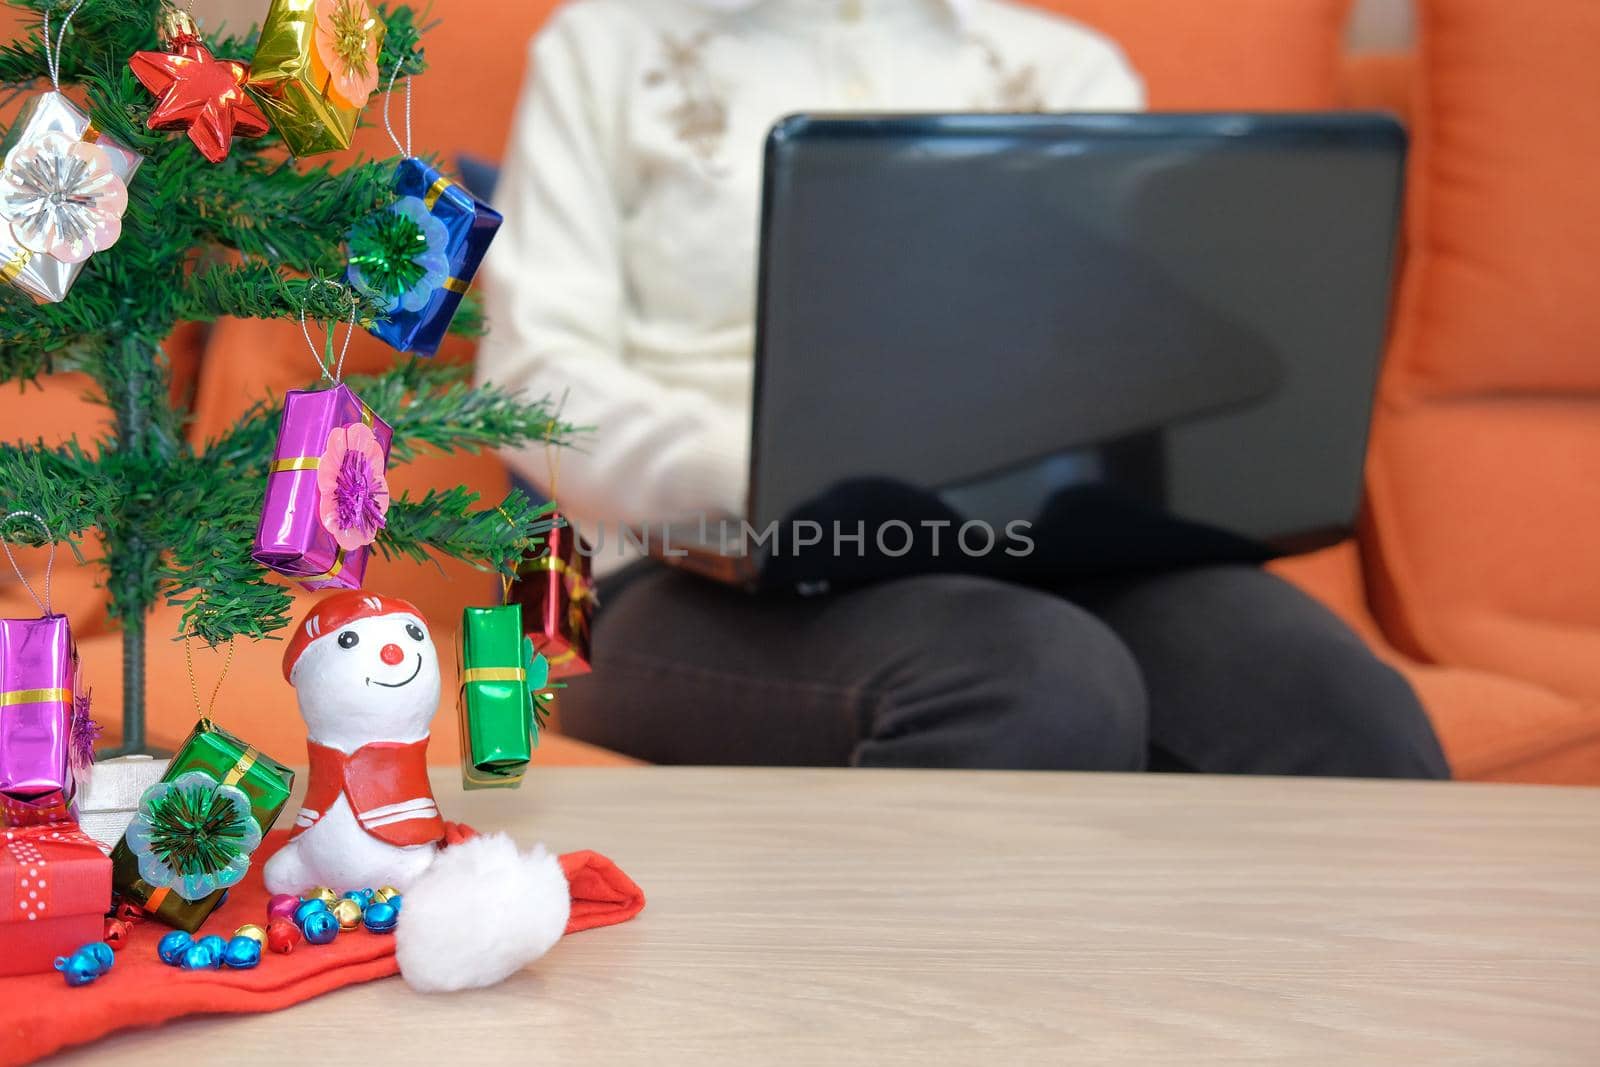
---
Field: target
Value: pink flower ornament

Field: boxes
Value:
[313,0,382,109]
[0,131,128,264]
[316,422,390,552]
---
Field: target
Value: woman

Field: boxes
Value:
[478,0,1449,778]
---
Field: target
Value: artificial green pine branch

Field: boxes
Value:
[0,441,117,545]
[380,487,557,574]
[181,158,396,270]
[0,0,159,85]
[351,363,575,464]
[179,263,386,324]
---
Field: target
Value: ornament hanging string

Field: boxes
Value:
[299,283,358,383]
[184,635,236,730]
[381,60,414,158]
[0,510,55,616]
[41,0,90,92]
[495,504,519,604]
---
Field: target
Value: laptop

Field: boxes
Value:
[662,112,1407,590]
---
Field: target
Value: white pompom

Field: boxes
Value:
[394,832,571,993]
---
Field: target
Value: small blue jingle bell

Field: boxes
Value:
[179,942,219,970]
[54,953,99,987]
[157,930,194,966]
[362,901,399,934]
[301,909,339,945]
[222,934,262,969]
[53,945,109,986]
[80,941,115,974]
[343,888,375,910]
[293,897,330,929]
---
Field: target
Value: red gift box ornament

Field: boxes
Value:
[511,515,595,679]
[0,823,113,977]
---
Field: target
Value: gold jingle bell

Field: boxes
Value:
[233,923,268,945]
[332,897,364,931]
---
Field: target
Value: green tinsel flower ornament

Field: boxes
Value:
[346,195,450,313]
[124,770,262,901]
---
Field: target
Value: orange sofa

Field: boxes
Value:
[3,0,1595,781]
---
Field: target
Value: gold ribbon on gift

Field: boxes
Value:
[524,554,595,635]
[265,405,378,476]
[222,746,260,788]
[298,547,347,584]
[423,174,455,210]
[1,247,31,284]
[461,666,526,686]
[442,276,470,294]
[0,687,71,708]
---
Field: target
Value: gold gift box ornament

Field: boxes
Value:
[247,0,387,157]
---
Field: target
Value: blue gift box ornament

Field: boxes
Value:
[346,157,503,357]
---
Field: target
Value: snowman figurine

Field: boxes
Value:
[264,591,571,992]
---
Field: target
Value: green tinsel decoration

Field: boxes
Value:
[347,207,429,303]
[145,779,253,877]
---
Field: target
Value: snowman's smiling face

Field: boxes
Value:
[347,619,429,689]
[293,611,442,753]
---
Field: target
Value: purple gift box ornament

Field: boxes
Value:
[251,382,394,590]
[0,512,83,827]
[252,304,394,590]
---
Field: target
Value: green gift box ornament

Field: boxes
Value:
[458,605,555,790]
[110,719,294,932]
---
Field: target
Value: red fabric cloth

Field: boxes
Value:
[0,830,644,1066]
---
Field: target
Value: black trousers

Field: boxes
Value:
[557,563,1450,778]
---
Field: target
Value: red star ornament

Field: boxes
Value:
[130,36,270,164]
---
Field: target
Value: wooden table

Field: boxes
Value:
[56,769,1600,1065]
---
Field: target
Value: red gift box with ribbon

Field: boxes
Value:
[511,517,596,679]
[0,824,111,977]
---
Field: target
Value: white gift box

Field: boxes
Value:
[0,91,143,304]
[76,754,169,848]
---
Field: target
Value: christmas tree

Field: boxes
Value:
[0,0,568,754]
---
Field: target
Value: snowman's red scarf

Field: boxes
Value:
[291,739,445,847]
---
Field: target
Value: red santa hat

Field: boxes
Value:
[283,590,425,681]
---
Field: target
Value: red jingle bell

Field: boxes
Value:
[115,902,147,925]
[102,918,131,950]
[266,917,302,954]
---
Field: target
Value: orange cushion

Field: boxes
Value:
[1270,543,1600,784]
[1044,0,1353,108]
[1389,0,1600,396]
[1363,0,1600,711]
[1338,51,1415,124]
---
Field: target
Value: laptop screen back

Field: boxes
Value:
[750,113,1405,584]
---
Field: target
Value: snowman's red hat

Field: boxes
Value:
[283,590,425,681]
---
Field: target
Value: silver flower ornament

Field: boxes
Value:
[0,130,129,264]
